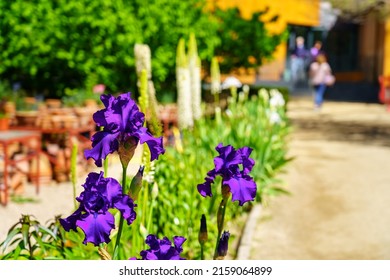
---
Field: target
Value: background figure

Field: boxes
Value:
[290,36,308,89]
[309,53,333,110]
[309,40,323,64]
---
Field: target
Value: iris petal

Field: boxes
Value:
[197,178,213,197]
[84,131,120,167]
[114,196,137,225]
[93,108,108,127]
[133,234,186,260]
[60,172,137,247]
[198,144,257,206]
[77,212,115,245]
[224,175,257,206]
[98,175,123,205]
[59,208,83,231]
[238,146,255,174]
[85,93,165,167]
[214,144,242,172]
[173,236,186,252]
[133,127,165,161]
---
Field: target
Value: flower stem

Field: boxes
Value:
[200,244,205,260]
[113,164,128,260]
[146,198,155,236]
[70,142,78,210]
[103,157,109,177]
[213,198,228,260]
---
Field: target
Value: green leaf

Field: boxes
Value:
[0,228,21,252]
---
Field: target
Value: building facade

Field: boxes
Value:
[215,0,390,102]
[214,0,321,82]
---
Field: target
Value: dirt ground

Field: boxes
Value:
[250,96,390,260]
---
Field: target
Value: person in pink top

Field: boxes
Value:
[309,53,333,110]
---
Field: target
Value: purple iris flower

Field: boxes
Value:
[60,171,137,246]
[197,143,257,206]
[217,231,230,257]
[84,92,165,167]
[130,234,186,260]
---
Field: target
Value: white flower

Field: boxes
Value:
[221,76,242,90]
[143,161,156,184]
[269,110,282,124]
[238,92,246,103]
[225,108,233,117]
[258,88,269,102]
[269,90,285,108]
[242,84,250,94]
[211,80,221,95]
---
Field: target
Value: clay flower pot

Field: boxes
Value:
[15,111,39,127]
[0,117,10,131]
[45,99,62,109]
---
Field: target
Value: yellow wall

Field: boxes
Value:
[213,0,320,81]
[383,20,390,76]
[215,0,319,30]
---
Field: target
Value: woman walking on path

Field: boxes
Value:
[309,53,334,111]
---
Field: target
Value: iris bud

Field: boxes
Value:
[217,231,230,259]
[129,165,145,200]
[198,214,208,245]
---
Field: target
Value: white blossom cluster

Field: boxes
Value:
[258,88,286,125]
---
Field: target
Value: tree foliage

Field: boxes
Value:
[0,1,286,98]
[213,7,288,73]
[0,0,219,97]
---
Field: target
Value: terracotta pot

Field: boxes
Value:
[54,149,68,182]
[0,117,10,131]
[15,111,39,127]
[10,172,26,195]
[50,115,63,129]
[29,153,53,186]
[62,115,78,128]
[45,99,62,109]
[74,107,94,126]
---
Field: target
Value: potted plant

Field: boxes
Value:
[62,86,101,108]
[15,96,40,127]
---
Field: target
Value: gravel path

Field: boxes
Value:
[248,96,390,259]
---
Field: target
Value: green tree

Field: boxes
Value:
[0,1,286,99]
[213,7,288,79]
[0,0,219,98]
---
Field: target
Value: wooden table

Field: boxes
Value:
[0,130,41,206]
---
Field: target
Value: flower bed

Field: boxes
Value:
[0,87,291,260]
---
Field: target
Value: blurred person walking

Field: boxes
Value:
[290,36,309,89]
[309,53,334,111]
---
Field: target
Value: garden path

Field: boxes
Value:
[246,95,390,259]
